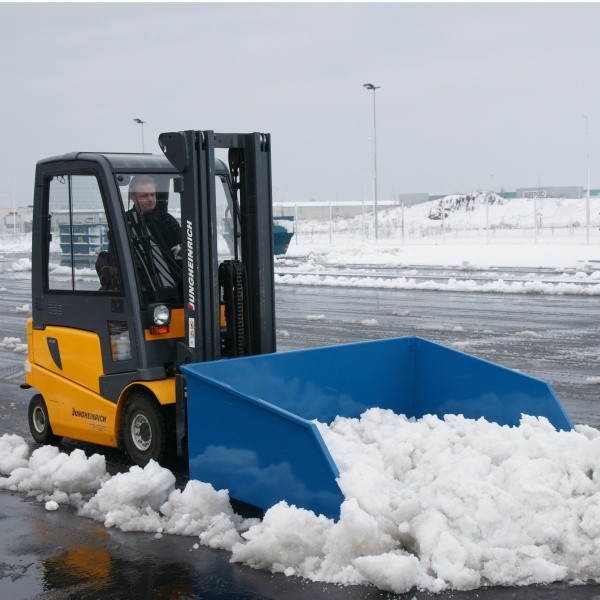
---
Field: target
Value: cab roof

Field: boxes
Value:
[36,152,229,175]
[37,152,177,173]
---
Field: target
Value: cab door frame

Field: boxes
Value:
[31,156,153,401]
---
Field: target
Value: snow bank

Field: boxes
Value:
[8,257,32,272]
[1,411,599,594]
[276,272,600,296]
[0,445,108,506]
[0,337,27,353]
[0,434,29,475]
[0,234,31,254]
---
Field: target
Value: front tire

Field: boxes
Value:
[28,394,62,445]
[122,393,165,466]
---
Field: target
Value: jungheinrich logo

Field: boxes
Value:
[72,408,107,423]
[186,219,195,310]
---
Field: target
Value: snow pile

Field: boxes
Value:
[232,412,600,593]
[314,411,600,591]
[1,411,600,594]
[427,192,504,221]
[360,318,378,326]
[0,445,108,507]
[8,257,31,272]
[78,461,253,549]
[78,462,257,549]
[0,233,31,253]
[276,272,600,296]
[78,460,177,530]
[0,336,27,353]
[294,195,600,238]
[0,434,29,475]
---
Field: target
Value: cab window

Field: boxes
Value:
[46,173,120,293]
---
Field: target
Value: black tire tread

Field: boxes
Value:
[28,394,62,446]
[121,391,166,466]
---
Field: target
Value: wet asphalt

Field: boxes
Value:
[1,252,600,599]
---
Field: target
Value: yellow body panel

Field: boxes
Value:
[30,325,103,393]
[25,319,176,447]
[133,378,176,406]
[29,364,119,447]
[29,366,175,448]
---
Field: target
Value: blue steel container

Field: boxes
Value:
[181,336,572,520]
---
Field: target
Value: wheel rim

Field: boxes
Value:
[131,413,152,452]
[32,406,46,434]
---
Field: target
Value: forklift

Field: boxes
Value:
[23,130,276,465]
[23,129,575,520]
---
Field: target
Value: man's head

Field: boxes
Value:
[129,175,157,214]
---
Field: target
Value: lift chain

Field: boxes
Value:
[218,259,249,358]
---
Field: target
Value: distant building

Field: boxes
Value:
[273,200,398,220]
[516,186,583,199]
[272,185,600,220]
[397,193,428,206]
[0,206,33,233]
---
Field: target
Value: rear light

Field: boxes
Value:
[150,325,170,335]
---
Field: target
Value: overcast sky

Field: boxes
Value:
[1,2,599,208]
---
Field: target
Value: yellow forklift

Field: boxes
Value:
[22,129,573,520]
[23,130,276,465]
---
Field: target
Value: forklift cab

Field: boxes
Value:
[26,131,276,464]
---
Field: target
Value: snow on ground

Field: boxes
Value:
[285,240,600,272]
[273,195,600,294]
[0,337,27,353]
[1,413,600,594]
[284,193,600,271]
[2,195,600,593]
[276,271,600,296]
[0,233,31,254]
[6,256,32,272]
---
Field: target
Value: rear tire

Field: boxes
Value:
[28,394,62,445]
[122,393,165,466]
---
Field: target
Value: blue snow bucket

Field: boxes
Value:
[181,336,572,520]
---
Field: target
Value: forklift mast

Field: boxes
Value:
[159,130,276,364]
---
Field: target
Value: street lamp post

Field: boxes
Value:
[133,118,147,153]
[363,83,380,240]
[583,115,591,246]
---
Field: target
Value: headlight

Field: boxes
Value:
[150,303,171,326]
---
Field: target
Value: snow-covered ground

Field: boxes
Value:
[1,193,600,594]
[284,192,600,271]
[1,416,599,594]
[273,193,600,297]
